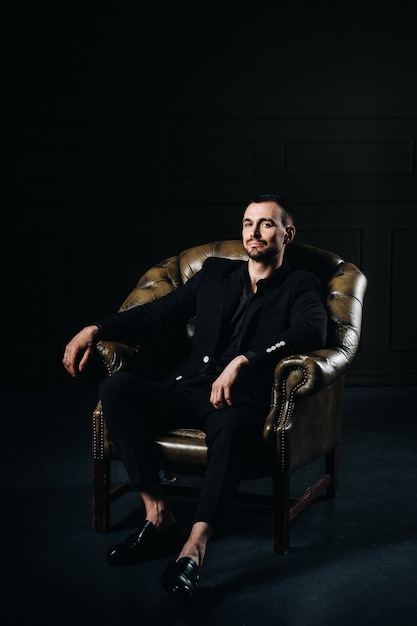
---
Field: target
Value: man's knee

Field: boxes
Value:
[205,409,240,442]
[99,371,134,405]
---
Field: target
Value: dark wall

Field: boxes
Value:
[7,1,417,390]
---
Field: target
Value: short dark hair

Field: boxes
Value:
[246,194,294,226]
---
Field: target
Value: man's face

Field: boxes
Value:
[242,201,288,262]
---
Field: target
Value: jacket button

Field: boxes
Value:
[203,355,210,363]
[175,375,183,381]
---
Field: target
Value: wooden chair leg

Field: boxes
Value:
[271,447,339,554]
[93,457,134,532]
[325,445,339,498]
[93,458,111,533]
[272,472,290,554]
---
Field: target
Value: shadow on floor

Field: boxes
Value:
[3,386,417,625]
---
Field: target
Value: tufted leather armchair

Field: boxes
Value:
[92,240,367,553]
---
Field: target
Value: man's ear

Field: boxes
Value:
[284,225,296,244]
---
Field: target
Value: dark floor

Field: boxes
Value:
[3,386,417,625]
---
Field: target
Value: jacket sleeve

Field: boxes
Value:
[93,260,214,345]
[242,271,328,367]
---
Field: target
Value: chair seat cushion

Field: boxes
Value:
[155,428,208,473]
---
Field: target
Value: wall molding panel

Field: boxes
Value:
[11,114,417,389]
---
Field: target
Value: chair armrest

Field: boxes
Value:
[265,348,348,433]
[275,348,349,396]
[264,348,348,468]
[95,340,141,377]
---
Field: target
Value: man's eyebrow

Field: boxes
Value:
[243,217,277,223]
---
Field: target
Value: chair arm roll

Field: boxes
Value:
[272,348,349,400]
[95,340,141,377]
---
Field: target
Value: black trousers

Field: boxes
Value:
[99,370,266,533]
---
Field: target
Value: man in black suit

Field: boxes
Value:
[63,194,327,603]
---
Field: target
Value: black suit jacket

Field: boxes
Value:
[96,257,327,405]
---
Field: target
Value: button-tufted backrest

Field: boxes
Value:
[117,240,366,367]
[178,240,366,362]
[284,242,366,361]
[179,240,248,283]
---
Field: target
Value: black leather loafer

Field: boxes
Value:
[160,557,200,604]
[106,520,183,566]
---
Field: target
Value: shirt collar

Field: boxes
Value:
[234,259,292,290]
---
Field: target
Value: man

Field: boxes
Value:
[63,194,327,604]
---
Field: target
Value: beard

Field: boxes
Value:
[246,245,279,262]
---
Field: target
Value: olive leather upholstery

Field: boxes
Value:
[92,240,367,553]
